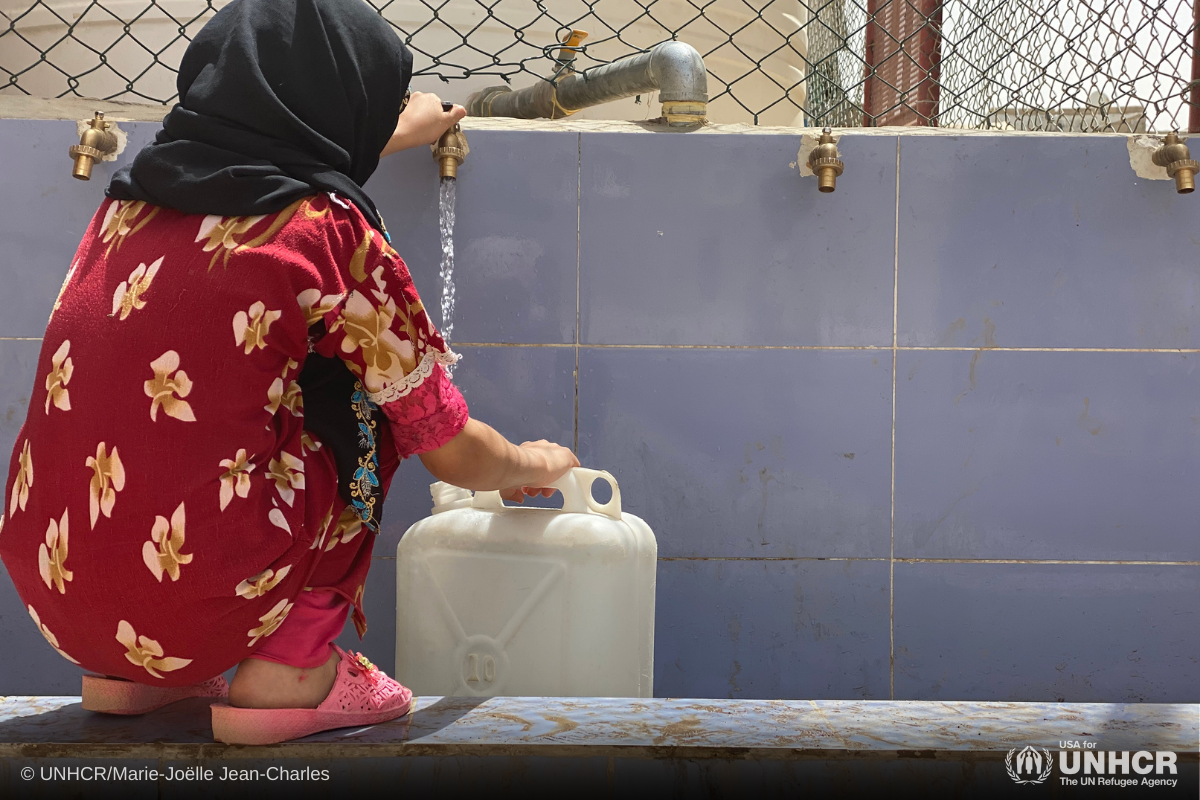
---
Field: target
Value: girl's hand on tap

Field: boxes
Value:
[382,92,466,157]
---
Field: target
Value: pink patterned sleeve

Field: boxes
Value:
[314,228,469,459]
[381,361,470,458]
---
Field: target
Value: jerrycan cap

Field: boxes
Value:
[430,482,473,514]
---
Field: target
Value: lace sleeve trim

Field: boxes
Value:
[366,349,461,406]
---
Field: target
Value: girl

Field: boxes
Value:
[0,0,577,746]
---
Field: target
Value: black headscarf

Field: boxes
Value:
[109,0,415,531]
[108,0,411,233]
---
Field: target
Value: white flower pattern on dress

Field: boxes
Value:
[268,507,291,535]
[10,440,32,516]
[37,509,72,594]
[235,564,292,599]
[246,598,293,646]
[111,257,163,320]
[44,340,73,414]
[232,302,281,354]
[142,502,193,582]
[264,378,302,416]
[218,449,254,511]
[265,452,304,506]
[145,351,196,422]
[297,288,342,326]
[86,442,125,529]
[116,620,191,678]
[27,605,80,664]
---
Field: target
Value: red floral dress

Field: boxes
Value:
[0,193,467,685]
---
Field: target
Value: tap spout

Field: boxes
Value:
[467,40,708,127]
[1152,131,1196,194]
[432,124,469,179]
[69,112,118,180]
[807,128,844,193]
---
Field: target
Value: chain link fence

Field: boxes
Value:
[1,0,1196,131]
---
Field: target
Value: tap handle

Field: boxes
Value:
[556,29,589,67]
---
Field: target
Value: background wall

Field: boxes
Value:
[0,118,1196,701]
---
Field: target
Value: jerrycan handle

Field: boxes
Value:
[549,468,622,520]
[471,468,622,520]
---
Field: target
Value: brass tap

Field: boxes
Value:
[1152,131,1197,194]
[807,127,844,193]
[69,112,118,181]
[431,123,469,180]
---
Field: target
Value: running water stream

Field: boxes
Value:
[438,175,457,371]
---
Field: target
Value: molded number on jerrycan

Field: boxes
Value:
[396,468,657,698]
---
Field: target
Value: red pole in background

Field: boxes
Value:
[1190,0,1199,132]
[862,0,943,127]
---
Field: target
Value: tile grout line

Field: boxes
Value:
[574,132,582,455]
[899,558,1200,565]
[657,557,1200,565]
[452,342,1200,354]
[386,554,1198,565]
[7,338,1198,352]
[890,135,900,702]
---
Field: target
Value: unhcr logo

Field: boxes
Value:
[1005,743,1183,788]
[1006,746,1054,785]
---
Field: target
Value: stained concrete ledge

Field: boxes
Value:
[3,696,1197,758]
[2,697,1196,797]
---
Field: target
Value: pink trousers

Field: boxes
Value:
[249,588,350,669]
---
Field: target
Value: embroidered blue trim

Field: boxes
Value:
[349,383,380,532]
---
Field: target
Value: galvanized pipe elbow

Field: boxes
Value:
[467,41,708,127]
[646,40,707,104]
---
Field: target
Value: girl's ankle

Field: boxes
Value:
[228,649,339,709]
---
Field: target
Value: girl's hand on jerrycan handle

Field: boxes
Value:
[501,440,581,504]
[418,419,579,502]
[382,91,466,157]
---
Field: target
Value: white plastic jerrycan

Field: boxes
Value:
[396,468,657,698]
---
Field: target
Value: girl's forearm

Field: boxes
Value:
[418,418,548,491]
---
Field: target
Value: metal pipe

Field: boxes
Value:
[467,41,708,127]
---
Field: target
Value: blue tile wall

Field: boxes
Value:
[368,131,580,344]
[0,341,41,497]
[897,136,1200,349]
[2,120,1197,704]
[577,347,892,558]
[579,132,897,346]
[0,120,158,338]
[895,350,1200,561]
[655,559,890,699]
[894,563,1199,702]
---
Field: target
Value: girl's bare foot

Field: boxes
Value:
[228,647,339,709]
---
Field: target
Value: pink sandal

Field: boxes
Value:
[82,674,229,715]
[210,646,414,745]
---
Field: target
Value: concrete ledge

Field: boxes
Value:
[3,698,1196,796]
[2,696,1196,759]
[0,95,1152,138]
